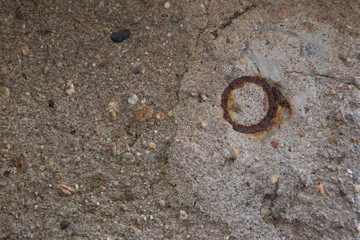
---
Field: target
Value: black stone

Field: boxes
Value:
[110,29,131,43]
[133,69,140,75]
[49,99,55,108]
[60,220,70,229]
[3,170,10,177]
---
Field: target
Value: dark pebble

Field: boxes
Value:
[49,99,55,108]
[133,69,140,75]
[3,170,10,177]
[171,15,180,23]
[60,220,70,229]
[110,29,131,43]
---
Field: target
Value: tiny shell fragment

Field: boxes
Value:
[315,183,325,195]
[354,185,360,193]
[149,142,156,149]
[57,184,75,195]
[105,100,120,120]
[135,107,153,122]
[179,210,188,220]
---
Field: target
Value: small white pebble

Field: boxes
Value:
[128,93,139,104]
[159,199,166,207]
[65,81,75,95]
[164,1,170,9]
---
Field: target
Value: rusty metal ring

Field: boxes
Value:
[221,76,290,134]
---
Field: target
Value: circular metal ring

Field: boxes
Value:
[221,76,290,134]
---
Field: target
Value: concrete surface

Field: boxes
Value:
[0,0,359,239]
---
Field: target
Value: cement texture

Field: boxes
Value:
[0,0,359,239]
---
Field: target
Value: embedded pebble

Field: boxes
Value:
[57,184,75,195]
[55,173,63,180]
[60,220,70,229]
[271,174,279,183]
[22,45,30,55]
[135,107,153,122]
[128,93,139,104]
[48,99,55,108]
[168,109,173,117]
[271,140,279,149]
[300,129,305,137]
[354,185,360,193]
[231,148,240,158]
[180,210,188,220]
[105,100,120,120]
[315,183,325,195]
[65,81,75,95]
[149,142,156,149]
[156,112,165,120]
[133,69,140,75]
[0,87,10,98]
[110,29,131,43]
[201,120,207,128]
[122,152,135,163]
[159,199,166,207]
[200,93,208,101]
[164,1,170,9]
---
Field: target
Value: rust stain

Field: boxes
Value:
[221,76,291,134]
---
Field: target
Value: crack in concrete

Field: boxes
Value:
[211,3,257,39]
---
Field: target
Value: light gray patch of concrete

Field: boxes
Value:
[167,7,360,239]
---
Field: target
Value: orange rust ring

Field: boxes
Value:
[221,76,290,134]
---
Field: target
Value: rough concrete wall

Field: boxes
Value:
[168,0,360,239]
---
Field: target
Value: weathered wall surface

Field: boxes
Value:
[168,1,360,239]
[0,0,359,239]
